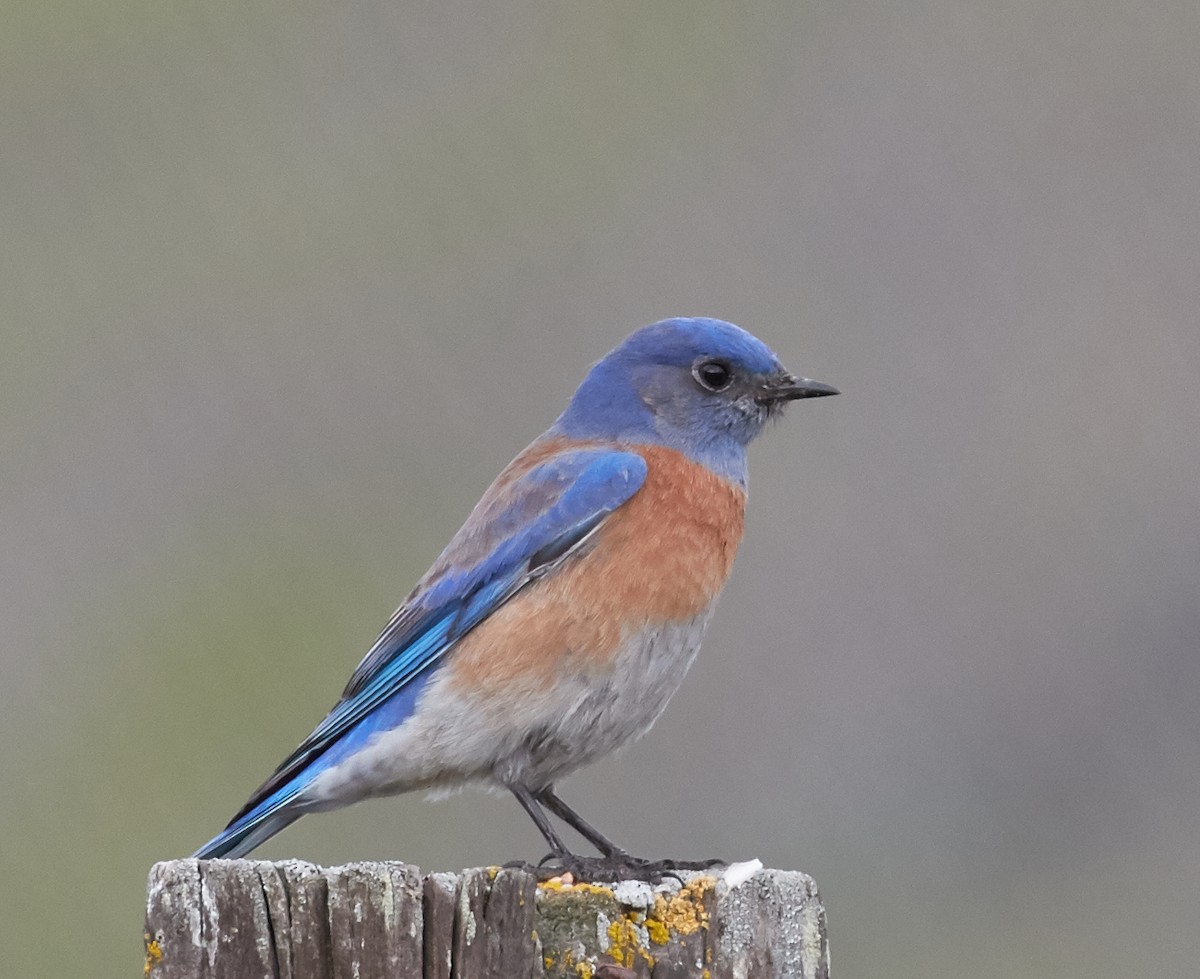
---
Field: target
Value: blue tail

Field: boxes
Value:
[193,666,438,859]
[193,808,301,859]
[193,769,310,858]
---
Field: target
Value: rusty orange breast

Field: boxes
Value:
[447,443,746,691]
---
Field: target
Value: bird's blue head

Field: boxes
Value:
[553,317,837,484]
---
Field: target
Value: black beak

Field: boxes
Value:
[757,373,840,404]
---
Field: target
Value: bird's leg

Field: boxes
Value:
[538,785,728,880]
[536,786,637,862]
[509,785,640,882]
[510,785,721,883]
[510,785,573,860]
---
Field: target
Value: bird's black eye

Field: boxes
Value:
[693,359,734,392]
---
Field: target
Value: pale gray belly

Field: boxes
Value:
[496,610,714,787]
[303,610,713,805]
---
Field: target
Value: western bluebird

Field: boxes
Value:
[193,317,837,869]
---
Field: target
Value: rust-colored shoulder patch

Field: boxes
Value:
[448,443,746,691]
[418,435,579,588]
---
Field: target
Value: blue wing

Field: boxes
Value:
[194,446,647,858]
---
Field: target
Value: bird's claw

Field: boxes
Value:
[517,854,727,885]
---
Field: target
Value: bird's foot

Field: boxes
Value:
[504,853,727,885]
[641,857,727,874]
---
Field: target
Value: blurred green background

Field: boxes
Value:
[3,2,1199,976]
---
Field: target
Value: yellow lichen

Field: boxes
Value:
[605,916,654,970]
[537,877,616,899]
[543,948,598,978]
[644,916,670,945]
[142,935,163,977]
[538,875,722,975]
[651,876,714,937]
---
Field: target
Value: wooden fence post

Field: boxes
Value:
[144,860,829,979]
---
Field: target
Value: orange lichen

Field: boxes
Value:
[142,934,163,977]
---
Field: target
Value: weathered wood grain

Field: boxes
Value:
[145,861,828,979]
[422,872,457,979]
[325,862,423,979]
